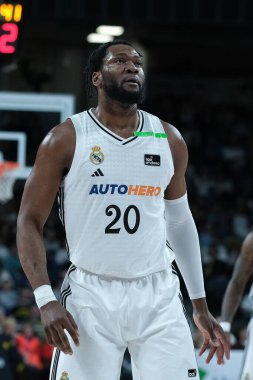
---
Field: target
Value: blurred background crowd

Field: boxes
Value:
[1,0,253,378]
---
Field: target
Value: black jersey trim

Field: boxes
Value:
[50,348,61,380]
[87,109,144,145]
[178,292,190,326]
[67,264,77,280]
[58,186,70,258]
[170,262,178,277]
[166,240,174,252]
[61,287,72,308]
[122,110,144,145]
[87,110,123,141]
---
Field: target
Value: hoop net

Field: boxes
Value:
[0,162,20,203]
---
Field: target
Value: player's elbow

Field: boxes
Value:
[17,210,43,244]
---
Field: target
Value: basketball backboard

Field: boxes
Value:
[0,91,75,180]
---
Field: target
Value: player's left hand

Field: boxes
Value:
[193,310,230,365]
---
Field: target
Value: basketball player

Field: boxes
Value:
[16,40,230,380]
[220,231,253,379]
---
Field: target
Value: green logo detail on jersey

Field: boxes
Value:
[198,368,207,379]
[90,146,104,165]
[134,131,167,138]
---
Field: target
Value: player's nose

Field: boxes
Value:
[125,61,138,73]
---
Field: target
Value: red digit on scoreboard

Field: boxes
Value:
[0,22,18,54]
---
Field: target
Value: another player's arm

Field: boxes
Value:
[162,121,230,364]
[17,119,79,354]
[221,232,253,325]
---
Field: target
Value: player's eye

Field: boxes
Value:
[135,61,143,67]
[115,58,125,64]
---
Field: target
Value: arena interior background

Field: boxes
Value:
[1,1,253,379]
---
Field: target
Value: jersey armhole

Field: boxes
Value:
[160,119,175,179]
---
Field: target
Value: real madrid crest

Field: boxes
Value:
[60,371,69,380]
[90,146,104,165]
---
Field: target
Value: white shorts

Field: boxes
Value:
[49,264,199,380]
[239,317,253,380]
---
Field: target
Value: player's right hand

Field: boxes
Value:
[40,301,80,355]
[193,310,230,365]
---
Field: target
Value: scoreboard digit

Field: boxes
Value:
[0,2,23,54]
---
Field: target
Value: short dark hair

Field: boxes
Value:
[85,39,141,97]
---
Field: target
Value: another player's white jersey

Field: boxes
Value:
[59,109,174,278]
[249,283,253,305]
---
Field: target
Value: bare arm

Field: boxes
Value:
[17,119,75,289]
[17,119,79,354]
[163,122,188,200]
[221,232,253,323]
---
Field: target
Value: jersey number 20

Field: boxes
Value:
[105,204,140,234]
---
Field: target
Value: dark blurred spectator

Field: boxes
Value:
[0,277,18,314]
[11,288,34,322]
[16,323,43,380]
[40,337,53,380]
[204,256,231,316]
[0,259,13,286]
[3,242,23,284]
[0,317,25,380]
[0,306,5,331]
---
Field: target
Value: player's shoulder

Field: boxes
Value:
[37,118,75,169]
[242,231,253,256]
[140,110,185,144]
[160,119,188,166]
[41,118,75,149]
[161,120,185,146]
[139,110,188,168]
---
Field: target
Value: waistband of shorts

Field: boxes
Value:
[73,266,170,282]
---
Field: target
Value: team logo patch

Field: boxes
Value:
[60,371,69,380]
[188,369,197,377]
[90,146,104,165]
[144,154,160,166]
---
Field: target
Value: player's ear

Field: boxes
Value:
[92,72,102,88]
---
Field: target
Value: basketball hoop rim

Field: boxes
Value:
[0,161,20,176]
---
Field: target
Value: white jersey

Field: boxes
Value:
[59,109,174,278]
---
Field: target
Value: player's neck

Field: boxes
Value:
[92,101,139,137]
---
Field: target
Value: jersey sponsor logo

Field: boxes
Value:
[90,146,104,165]
[188,369,197,377]
[91,168,104,177]
[144,154,160,166]
[89,184,161,196]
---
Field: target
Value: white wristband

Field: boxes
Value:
[33,285,57,309]
[220,321,231,333]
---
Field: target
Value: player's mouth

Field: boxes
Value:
[123,77,140,87]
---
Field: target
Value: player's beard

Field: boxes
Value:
[103,77,145,105]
